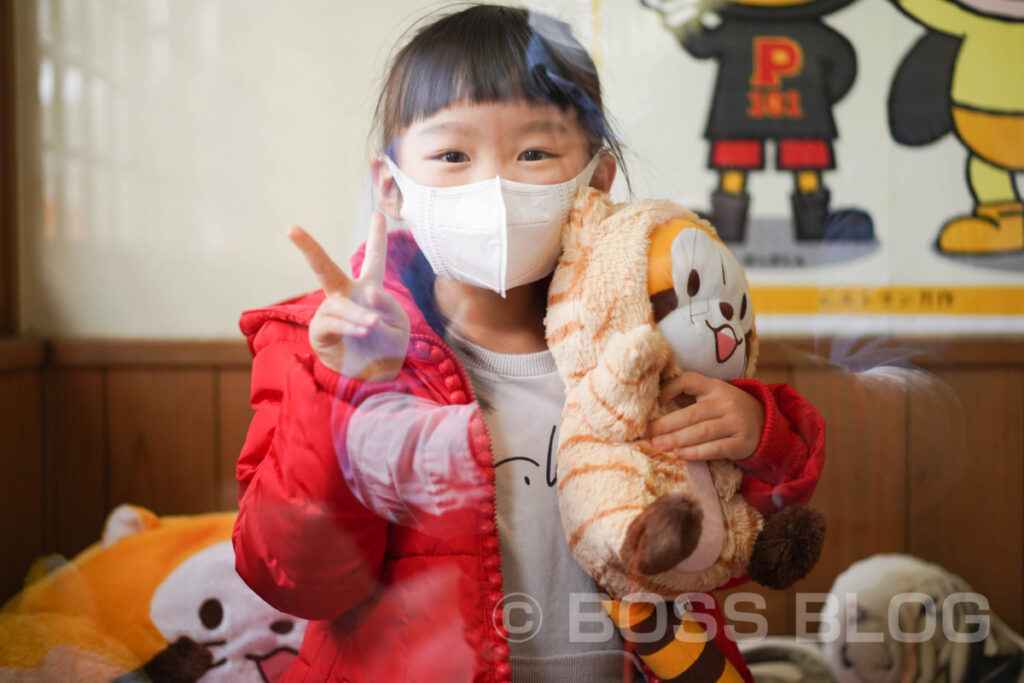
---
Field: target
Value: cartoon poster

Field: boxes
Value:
[579,0,1024,335]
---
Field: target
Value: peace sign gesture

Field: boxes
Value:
[288,212,410,382]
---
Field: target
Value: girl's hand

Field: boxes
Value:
[288,213,410,382]
[647,371,765,462]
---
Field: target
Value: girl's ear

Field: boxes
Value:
[371,154,402,220]
[589,152,617,193]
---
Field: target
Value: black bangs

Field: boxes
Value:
[373,4,628,189]
[393,7,545,131]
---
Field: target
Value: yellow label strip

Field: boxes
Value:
[751,286,1024,315]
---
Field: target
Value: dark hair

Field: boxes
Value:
[372,4,627,176]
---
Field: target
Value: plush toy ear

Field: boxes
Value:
[102,505,160,548]
[23,554,70,586]
[646,219,690,298]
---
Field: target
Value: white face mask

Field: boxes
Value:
[384,155,601,296]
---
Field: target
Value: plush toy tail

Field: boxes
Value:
[603,599,745,683]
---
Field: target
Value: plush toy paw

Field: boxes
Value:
[621,492,704,575]
[603,324,673,385]
[747,505,826,590]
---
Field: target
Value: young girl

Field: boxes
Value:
[233,5,824,682]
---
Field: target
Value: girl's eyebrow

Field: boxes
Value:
[413,117,569,138]
[416,121,471,137]
[516,120,570,135]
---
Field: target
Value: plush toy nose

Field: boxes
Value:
[719,301,734,319]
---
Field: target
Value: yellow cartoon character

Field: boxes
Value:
[890,0,1024,254]
[0,505,305,682]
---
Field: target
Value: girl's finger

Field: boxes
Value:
[288,225,353,296]
[314,316,370,340]
[320,293,380,327]
[648,400,720,439]
[675,438,735,462]
[339,321,371,338]
[650,417,730,452]
[659,370,717,406]
[311,316,344,343]
[359,212,388,285]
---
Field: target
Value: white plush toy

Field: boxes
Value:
[823,554,1024,683]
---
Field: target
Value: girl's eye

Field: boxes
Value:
[519,149,551,162]
[439,151,468,163]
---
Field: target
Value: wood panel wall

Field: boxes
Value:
[1,336,1022,638]
[0,0,18,334]
[0,338,253,602]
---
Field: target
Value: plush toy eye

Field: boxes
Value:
[739,294,747,319]
[200,598,224,630]
[650,288,679,323]
[687,269,700,297]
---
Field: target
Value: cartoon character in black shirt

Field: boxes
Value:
[642,0,873,243]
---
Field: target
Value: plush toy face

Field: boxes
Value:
[820,554,1020,683]
[151,540,305,682]
[1,506,306,682]
[649,222,753,381]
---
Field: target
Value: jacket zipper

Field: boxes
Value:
[407,332,509,681]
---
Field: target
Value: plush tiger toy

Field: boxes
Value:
[545,187,824,682]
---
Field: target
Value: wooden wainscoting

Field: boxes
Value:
[721,338,1024,637]
[1,336,1022,636]
[0,338,45,605]
[0,337,253,603]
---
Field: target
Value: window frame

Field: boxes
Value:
[0,0,17,335]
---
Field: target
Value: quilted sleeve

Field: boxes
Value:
[342,391,487,531]
[232,319,396,621]
[729,380,825,516]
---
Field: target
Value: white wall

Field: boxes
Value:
[17,0,1023,337]
[17,0,549,338]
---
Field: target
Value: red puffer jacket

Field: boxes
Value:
[233,231,825,683]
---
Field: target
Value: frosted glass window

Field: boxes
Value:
[14,0,597,337]
[38,58,55,144]
[60,0,84,58]
[89,76,107,154]
[38,0,54,44]
[61,65,84,152]
[42,152,58,243]
[64,158,86,243]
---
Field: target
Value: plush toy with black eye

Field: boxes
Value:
[648,217,755,381]
[546,187,824,681]
[0,505,306,682]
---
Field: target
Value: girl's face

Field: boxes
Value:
[374,98,615,217]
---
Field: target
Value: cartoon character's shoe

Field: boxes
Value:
[709,189,750,242]
[792,189,875,242]
[937,202,1024,254]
